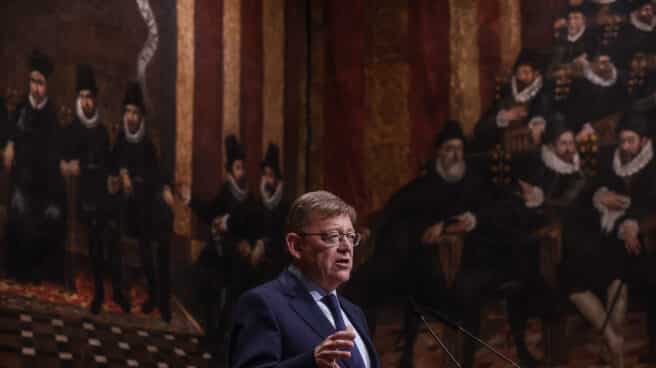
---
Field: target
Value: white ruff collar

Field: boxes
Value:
[124,116,146,144]
[613,140,653,177]
[541,145,581,174]
[260,180,284,210]
[227,173,248,202]
[511,75,543,103]
[568,25,586,42]
[631,12,656,32]
[29,95,48,110]
[583,62,617,87]
[76,97,100,128]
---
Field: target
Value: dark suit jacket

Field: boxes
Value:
[228,269,380,368]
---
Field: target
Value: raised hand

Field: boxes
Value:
[314,329,356,368]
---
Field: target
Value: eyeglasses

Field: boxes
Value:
[298,231,361,247]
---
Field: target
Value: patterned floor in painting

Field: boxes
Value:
[0,274,221,368]
[373,303,656,368]
[3,275,656,367]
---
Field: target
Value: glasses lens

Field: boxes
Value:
[322,232,341,245]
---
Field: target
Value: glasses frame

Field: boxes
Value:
[297,231,362,247]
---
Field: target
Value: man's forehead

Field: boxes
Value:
[125,104,141,113]
[306,214,353,229]
[440,138,464,148]
[619,130,642,139]
[29,70,46,82]
[516,65,534,73]
[556,131,575,142]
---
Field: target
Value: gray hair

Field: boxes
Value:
[286,190,357,233]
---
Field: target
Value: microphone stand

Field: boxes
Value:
[411,298,522,368]
[410,299,461,368]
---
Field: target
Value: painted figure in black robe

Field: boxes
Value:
[564,111,656,367]
[611,0,656,68]
[255,143,290,278]
[627,51,656,134]
[182,134,263,340]
[60,65,130,314]
[4,50,67,285]
[552,5,598,67]
[374,121,539,368]
[515,114,588,358]
[524,113,587,228]
[473,50,551,152]
[561,52,629,138]
[112,82,175,322]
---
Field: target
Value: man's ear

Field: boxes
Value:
[286,233,302,260]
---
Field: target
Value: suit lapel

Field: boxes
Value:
[280,270,335,340]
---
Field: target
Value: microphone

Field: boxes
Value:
[411,298,522,368]
[409,298,461,368]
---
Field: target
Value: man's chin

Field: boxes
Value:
[561,156,574,164]
[333,268,351,281]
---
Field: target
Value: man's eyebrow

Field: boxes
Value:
[323,228,356,233]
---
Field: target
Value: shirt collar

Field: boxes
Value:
[288,265,337,302]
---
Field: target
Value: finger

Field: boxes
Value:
[315,358,333,368]
[326,338,355,347]
[329,330,357,340]
[322,339,355,351]
[317,350,351,361]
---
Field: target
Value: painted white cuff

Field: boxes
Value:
[496,110,510,128]
[593,187,609,212]
[618,219,639,240]
[593,187,628,233]
[525,186,545,208]
[528,116,546,130]
[462,212,477,232]
[223,214,231,232]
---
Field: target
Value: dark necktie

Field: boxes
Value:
[322,294,366,368]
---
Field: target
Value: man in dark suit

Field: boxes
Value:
[229,190,380,368]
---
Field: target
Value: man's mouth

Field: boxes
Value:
[335,258,351,268]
